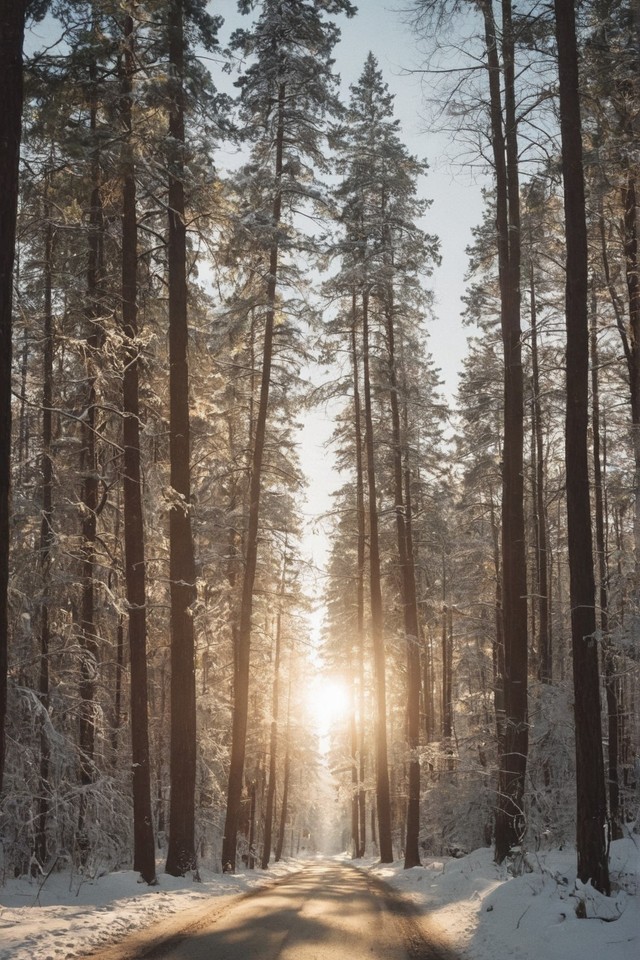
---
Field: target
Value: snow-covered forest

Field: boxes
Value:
[0,0,639,953]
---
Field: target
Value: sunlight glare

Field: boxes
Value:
[307,676,351,739]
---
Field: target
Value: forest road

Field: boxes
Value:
[104,861,458,960]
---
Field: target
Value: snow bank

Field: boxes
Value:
[361,838,640,960]
[0,858,301,960]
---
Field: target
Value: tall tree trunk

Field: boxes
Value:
[111,614,124,759]
[247,777,257,869]
[481,0,529,863]
[221,81,285,872]
[382,292,421,868]
[0,0,27,795]
[348,325,360,863]
[261,553,285,869]
[18,329,29,483]
[554,0,610,895]
[120,9,156,884]
[403,447,421,867]
[165,0,198,877]
[441,557,452,744]
[350,296,367,858]
[622,173,640,576]
[590,288,622,841]
[530,263,551,682]
[77,57,105,851]
[36,195,53,866]
[348,638,360,858]
[490,491,506,765]
[361,288,393,863]
[423,628,434,742]
[275,675,292,862]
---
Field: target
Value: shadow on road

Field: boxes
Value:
[129,861,460,960]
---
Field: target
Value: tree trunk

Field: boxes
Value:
[350,297,367,858]
[622,173,640,576]
[165,0,198,877]
[381,291,421,868]
[36,196,53,866]
[403,451,421,867]
[361,288,393,863]
[423,628,434,742]
[261,554,285,869]
[554,0,610,895]
[490,491,506,767]
[247,778,257,869]
[590,288,622,841]
[530,263,551,682]
[111,614,124,759]
[0,0,26,795]
[18,329,29,484]
[481,0,529,863]
[348,639,360,858]
[275,677,292,863]
[78,58,105,851]
[441,578,452,744]
[221,81,285,872]
[120,9,156,885]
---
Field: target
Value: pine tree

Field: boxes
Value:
[330,53,439,865]
[221,0,354,872]
[554,0,610,897]
[0,0,29,797]
[118,6,156,885]
[164,0,199,878]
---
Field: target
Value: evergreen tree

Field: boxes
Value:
[221,0,354,872]
[118,5,156,885]
[329,53,441,864]
[554,0,610,896]
[0,0,47,797]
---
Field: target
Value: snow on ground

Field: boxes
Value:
[361,837,640,960]
[0,858,301,960]
[1,841,638,959]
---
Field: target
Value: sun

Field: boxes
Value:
[306,675,351,737]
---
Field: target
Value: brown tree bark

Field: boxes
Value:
[529,264,551,683]
[120,9,156,884]
[361,288,393,863]
[554,0,610,895]
[590,290,622,840]
[381,291,421,868]
[350,296,367,858]
[261,554,285,869]
[275,675,292,862]
[441,565,452,744]
[0,0,28,795]
[18,330,29,484]
[622,173,640,575]
[165,0,198,877]
[77,55,105,851]
[348,655,360,858]
[480,0,529,863]
[36,194,53,866]
[221,81,286,872]
[402,447,421,866]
